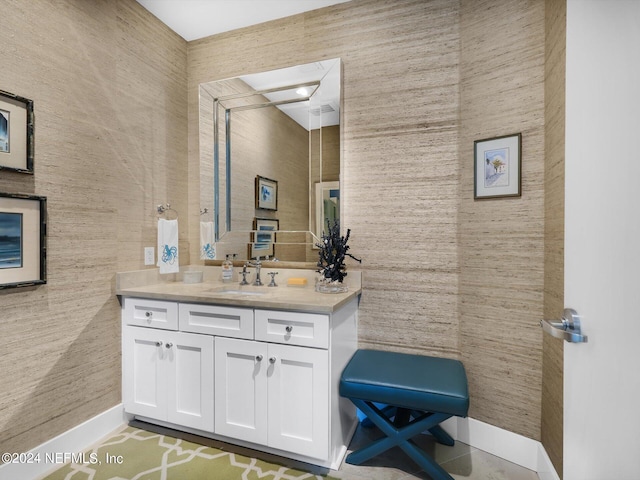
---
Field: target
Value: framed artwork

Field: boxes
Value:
[255,175,278,210]
[250,217,278,259]
[474,133,521,199]
[0,90,34,174]
[0,192,47,289]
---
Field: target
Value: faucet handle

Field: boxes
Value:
[239,263,250,285]
[267,271,278,287]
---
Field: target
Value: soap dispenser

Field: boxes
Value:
[222,254,234,283]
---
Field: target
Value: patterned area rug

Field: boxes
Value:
[41,425,338,480]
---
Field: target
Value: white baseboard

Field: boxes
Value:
[0,404,127,480]
[537,442,562,480]
[0,406,560,480]
[443,416,560,479]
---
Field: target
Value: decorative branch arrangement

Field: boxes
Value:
[316,219,361,283]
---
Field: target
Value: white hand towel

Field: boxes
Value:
[200,221,216,260]
[157,218,179,274]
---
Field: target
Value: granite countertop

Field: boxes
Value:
[116,266,361,314]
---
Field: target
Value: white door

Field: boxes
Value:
[267,343,329,459]
[166,332,214,432]
[122,326,167,419]
[215,337,268,444]
[564,2,640,479]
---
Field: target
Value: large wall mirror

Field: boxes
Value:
[199,58,341,264]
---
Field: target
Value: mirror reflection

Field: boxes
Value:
[199,58,341,263]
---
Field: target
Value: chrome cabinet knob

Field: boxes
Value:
[256,354,263,362]
[285,325,293,333]
[269,356,277,364]
[165,342,173,349]
[155,341,162,347]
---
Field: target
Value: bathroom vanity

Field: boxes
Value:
[116,267,360,469]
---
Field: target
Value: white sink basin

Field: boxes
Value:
[207,286,268,296]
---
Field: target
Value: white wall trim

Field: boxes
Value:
[0,404,127,480]
[537,442,562,480]
[0,408,560,480]
[446,416,560,479]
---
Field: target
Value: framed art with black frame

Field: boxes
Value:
[0,192,46,289]
[255,175,278,211]
[474,133,521,199]
[0,90,34,174]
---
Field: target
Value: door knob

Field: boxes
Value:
[540,308,588,343]
[269,356,277,364]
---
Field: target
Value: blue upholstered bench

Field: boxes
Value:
[339,349,469,480]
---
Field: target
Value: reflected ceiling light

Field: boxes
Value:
[296,87,309,96]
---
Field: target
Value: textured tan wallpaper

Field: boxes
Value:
[542,0,566,474]
[189,0,545,442]
[187,0,462,359]
[458,0,545,440]
[0,0,187,455]
[1,0,551,457]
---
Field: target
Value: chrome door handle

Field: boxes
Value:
[540,308,588,343]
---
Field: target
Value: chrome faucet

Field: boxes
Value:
[239,263,250,285]
[248,257,263,286]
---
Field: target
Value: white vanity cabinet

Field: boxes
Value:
[122,299,215,432]
[215,335,329,460]
[120,292,359,469]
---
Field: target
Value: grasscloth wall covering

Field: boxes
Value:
[458,1,545,440]
[0,0,187,455]
[542,0,566,475]
[2,0,550,458]
[189,0,545,441]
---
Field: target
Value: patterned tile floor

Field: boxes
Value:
[39,420,541,480]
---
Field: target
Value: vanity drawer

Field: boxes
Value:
[179,303,254,339]
[122,298,178,330]
[255,310,329,349]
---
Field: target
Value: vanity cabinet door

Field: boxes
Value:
[215,337,329,459]
[123,325,167,420]
[214,337,268,444]
[267,343,329,460]
[123,326,214,432]
[166,331,214,432]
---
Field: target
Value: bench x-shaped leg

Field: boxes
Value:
[347,399,455,480]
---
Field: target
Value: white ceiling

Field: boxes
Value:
[135,0,352,41]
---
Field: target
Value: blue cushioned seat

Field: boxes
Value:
[340,349,469,480]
